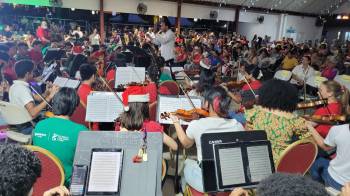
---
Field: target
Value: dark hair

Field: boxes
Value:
[196,69,215,94]
[161,18,171,28]
[257,173,329,196]
[119,102,149,130]
[32,40,42,47]
[79,63,97,81]
[52,87,80,116]
[258,79,298,112]
[203,86,231,117]
[303,55,311,62]
[0,144,41,196]
[14,60,34,78]
[147,65,160,83]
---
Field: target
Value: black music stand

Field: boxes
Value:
[43,48,65,62]
[200,131,268,193]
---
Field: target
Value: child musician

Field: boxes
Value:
[169,86,244,192]
[116,86,178,151]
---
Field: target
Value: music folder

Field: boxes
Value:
[53,76,80,89]
[212,141,275,192]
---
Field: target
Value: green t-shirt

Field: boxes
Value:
[33,118,88,186]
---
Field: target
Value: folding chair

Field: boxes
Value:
[159,81,180,95]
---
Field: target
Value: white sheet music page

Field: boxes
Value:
[114,67,145,87]
[65,79,80,89]
[88,151,122,192]
[218,147,245,186]
[53,77,68,88]
[86,92,123,122]
[157,96,202,125]
[247,145,272,182]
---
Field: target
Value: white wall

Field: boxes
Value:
[237,11,323,42]
[237,11,281,41]
[61,0,99,11]
[283,15,323,43]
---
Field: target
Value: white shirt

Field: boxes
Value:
[186,117,244,162]
[291,64,315,84]
[90,34,100,45]
[72,30,83,38]
[325,124,350,185]
[153,29,175,61]
[9,80,34,108]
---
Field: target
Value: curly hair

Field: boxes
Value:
[257,173,329,196]
[0,144,41,196]
[258,79,298,113]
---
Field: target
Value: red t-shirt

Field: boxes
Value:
[192,53,202,65]
[106,69,115,83]
[314,102,342,138]
[36,27,49,44]
[143,82,157,104]
[2,61,16,81]
[115,120,163,132]
[77,83,92,106]
[242,80,262,91]
[28,49,43,65]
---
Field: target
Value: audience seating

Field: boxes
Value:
[276,139,318,175]
[0,101,32,144]
[159,81,180,95]
[25,145,65,196]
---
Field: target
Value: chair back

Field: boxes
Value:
[149,101,157,121]
[274,70,292,81]
[159,81,180,95]
[71,101,89,127]
[0,101,32,125]
[25,145,64,196]
[276,139,318,175]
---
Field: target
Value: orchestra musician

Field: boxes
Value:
[77,63,97,106]
[290,55,315,88]
[245,79,311,163]
[36,21,50,45]
[169,86,244,192]
[9,60,59,134]
[309,80,350,138]
[116,85,177,151]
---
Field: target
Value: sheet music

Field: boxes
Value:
[218,147,245,186]
[65,79,80,89]
[53,77,68,87]
[88,151,122,192]
[114,67,145,87]
[85,92,124,122]
[157,95,202,125]
[247,145,273,182]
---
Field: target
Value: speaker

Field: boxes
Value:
[210,11,218,19]
[257,16,264,24]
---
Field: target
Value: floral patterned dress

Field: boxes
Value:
[245,106,311,163]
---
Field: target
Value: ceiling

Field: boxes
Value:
[190,0,349,14]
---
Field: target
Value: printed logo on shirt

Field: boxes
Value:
[34,132,47,138]
[51,133,69,142]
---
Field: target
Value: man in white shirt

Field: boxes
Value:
[152,20,175,67]
[72,26,84,39]
[307,123,350,191]
[290,55,315,86]
[9,60,58,134]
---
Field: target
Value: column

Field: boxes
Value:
[99,0,105,43]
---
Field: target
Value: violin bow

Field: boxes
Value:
[97,73,124,105]
[179,84,197,110]
[29,85,53,109]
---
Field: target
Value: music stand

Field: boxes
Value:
[43,48,65,62]
[200,131,268,193]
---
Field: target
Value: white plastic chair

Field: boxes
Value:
[0,101,33,144]
[274,70,292,81]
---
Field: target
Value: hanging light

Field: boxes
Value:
[92,10,95,15]
[112,11,116,16]
[159,15,163,18]
[194,18,198,22]
[71,8,75,11]
[337,15,342,19]
[342,15,349,20]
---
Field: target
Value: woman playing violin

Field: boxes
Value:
[169,86,244,192]
[310,80,349,138]
[187,68,215,97]
[245,79,311,163]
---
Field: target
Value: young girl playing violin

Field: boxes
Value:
[310,80,349,138]
[169,86,244,192]
[116,86,178,151]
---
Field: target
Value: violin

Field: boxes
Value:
[297,99,327,110]
[160,108,209,122]
[303,114,347,125]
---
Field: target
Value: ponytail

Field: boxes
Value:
[204,86,231,118]
[341,86,350,115]
[322,80,350,115]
